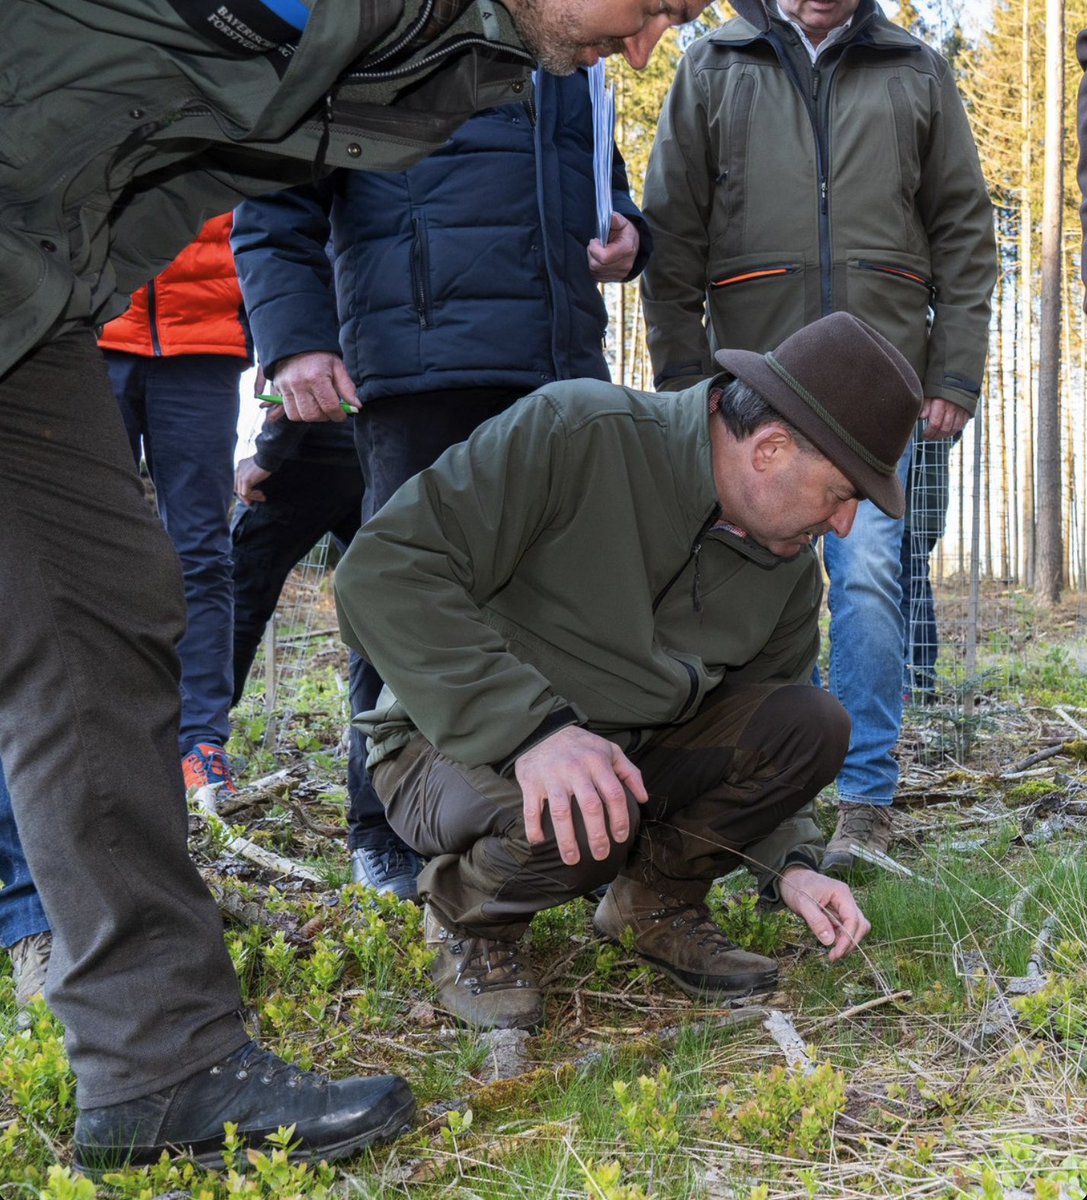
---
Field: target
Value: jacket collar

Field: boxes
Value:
[707,0,920,53]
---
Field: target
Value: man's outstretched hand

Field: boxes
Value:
[514,726,648,867]
[778,866,871,961]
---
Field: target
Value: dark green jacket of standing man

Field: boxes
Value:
[640,0,995,412]
[1,0,535,378]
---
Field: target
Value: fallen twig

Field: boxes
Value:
[1054,706,1087,738]
[197,785,324,882]
[812,989,911,1028]
[1005,743,1069,774]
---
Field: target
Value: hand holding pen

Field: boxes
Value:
[258,394,358,415]
[260,350,359,422]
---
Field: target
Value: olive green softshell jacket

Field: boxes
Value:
[640,0,996,411]
[1,0,532,376]
[336,379,827,890]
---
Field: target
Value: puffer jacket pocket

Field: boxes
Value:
[845,250,933,378]
[706,255,806,354]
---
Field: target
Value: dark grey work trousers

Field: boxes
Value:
[374,681,851,940]
[0,330,246,1107]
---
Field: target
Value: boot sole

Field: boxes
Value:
[433,988,545,1033]
[73,1089,417,1181]
[595,931,778,1000]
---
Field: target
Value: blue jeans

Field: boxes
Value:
[348,388,524,847]
[105,352,241,753]
[821,448,911,806]
[0,758,50,948]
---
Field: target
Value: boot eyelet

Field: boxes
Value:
[236,1069,248,1080]
[210,1066,222,1075]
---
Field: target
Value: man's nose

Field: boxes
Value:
[621,17,669,69]
[828,498,860,538]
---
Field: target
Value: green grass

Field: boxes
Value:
[5,632,1087,1197]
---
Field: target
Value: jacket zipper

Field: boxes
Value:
[651,507,719,613]
[344,35,533,84]
[410,215,432,329]
[767,30,853,317]
[353,0,435,72]
[811,62,834,315]
[147,280,163,356]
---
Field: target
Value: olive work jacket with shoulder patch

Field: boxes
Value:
[1,0,537,376]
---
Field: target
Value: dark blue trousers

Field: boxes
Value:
[105,351,241,753]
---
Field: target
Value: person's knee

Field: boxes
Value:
[530,792,642,896]
[755,684,851,791]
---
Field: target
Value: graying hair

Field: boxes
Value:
[715,375,816,455]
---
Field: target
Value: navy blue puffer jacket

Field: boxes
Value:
[232,69,649,402]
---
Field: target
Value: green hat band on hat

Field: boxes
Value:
[764,352,895,478]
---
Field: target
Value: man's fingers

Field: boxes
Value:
[523,791,546,847]
[547,792,581,865]
[279,380,347,422]
[823,895,870,961]
[610,748,648,804]
[583,770,629,857]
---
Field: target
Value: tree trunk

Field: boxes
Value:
[1020,0,1036,588]
[1033,0,1065,605]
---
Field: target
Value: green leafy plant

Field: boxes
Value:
[714,1063,847,1158]
[613,1065,681,1153]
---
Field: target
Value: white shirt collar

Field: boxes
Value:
[771,2,854,61]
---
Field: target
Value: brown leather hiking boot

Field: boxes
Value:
[593,876,778,1000]
[821,803,894,879]
[424,906,544,1031]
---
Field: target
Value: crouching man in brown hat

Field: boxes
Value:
[334,312,922,1031]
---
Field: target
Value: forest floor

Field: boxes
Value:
[3,582,1087,1199]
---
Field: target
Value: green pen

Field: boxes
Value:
[257,393,359,415]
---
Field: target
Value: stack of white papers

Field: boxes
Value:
[588,61,616,246]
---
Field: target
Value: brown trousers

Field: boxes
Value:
[374,682,850,939]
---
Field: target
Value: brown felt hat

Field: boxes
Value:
[713,313,923,518]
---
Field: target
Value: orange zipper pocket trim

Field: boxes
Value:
[710,266,798,289]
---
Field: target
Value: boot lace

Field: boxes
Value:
[440,930,533,996]
[649,900,742,958]
[209,1041,321,1090]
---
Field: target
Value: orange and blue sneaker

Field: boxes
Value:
[181,743,238,794]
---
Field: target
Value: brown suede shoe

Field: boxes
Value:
[821,803,894,879]
[593,876,778,999]
[425,906,544,1031]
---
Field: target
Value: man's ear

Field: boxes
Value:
[749,426,796,473]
